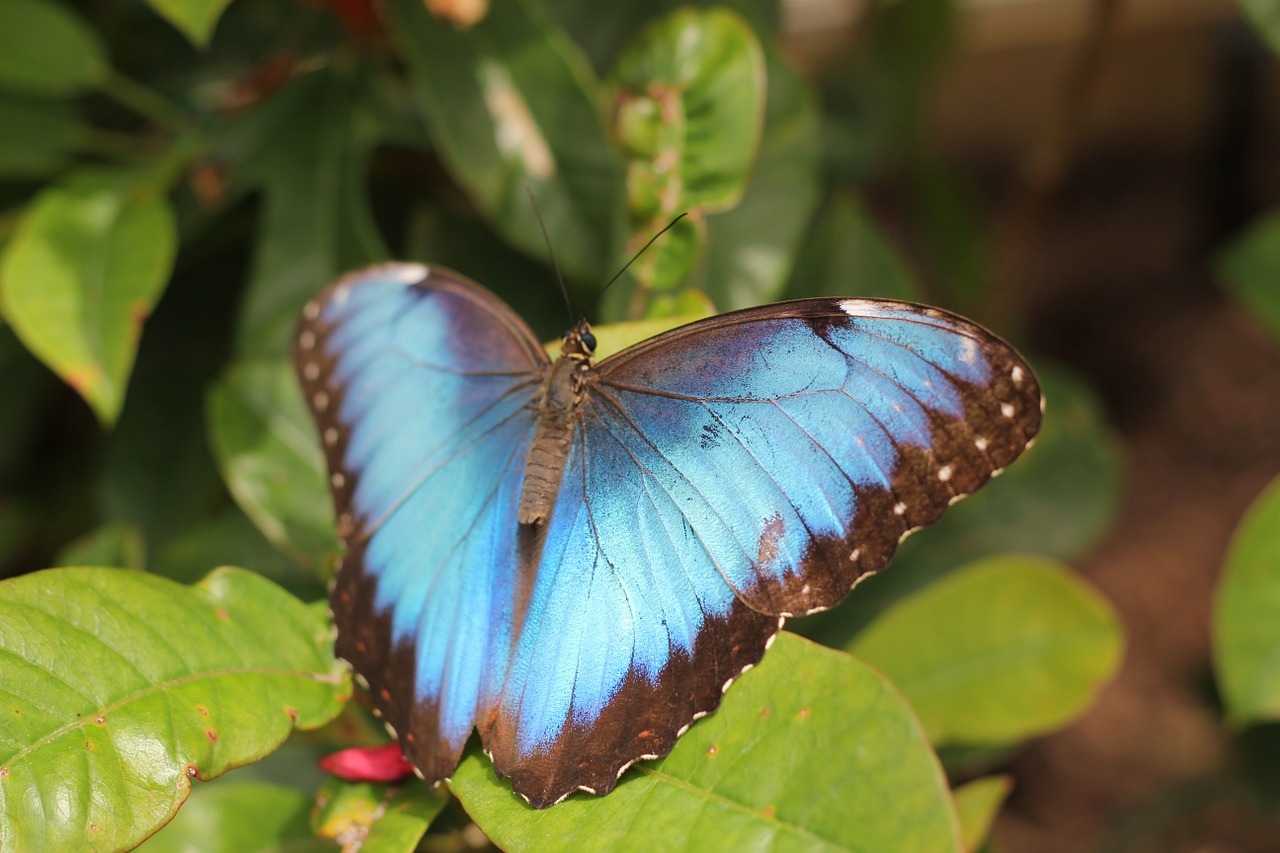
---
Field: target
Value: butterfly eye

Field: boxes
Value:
[580,330,597,353]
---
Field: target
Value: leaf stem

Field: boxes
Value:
[99,69,192,132]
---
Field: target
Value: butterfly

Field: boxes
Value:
[294,263,1043,808]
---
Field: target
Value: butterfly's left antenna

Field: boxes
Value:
[526,188,576,327]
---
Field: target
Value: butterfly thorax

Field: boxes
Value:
[517,323,595,526]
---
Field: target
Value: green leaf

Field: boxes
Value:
[0,168,178,424]
[953,776,1011,853]
[0,94,84,178]
[135,781,329,853]
[784,192,921,302]
[1217,210,1280,344]
[0,566,350,851]
[226,65,388,358]
[313,780,448,852]
[546,0,779,73]
[388,0,626,284]
[606,8,769,307]
[610,7,764,212]
[691,47,822,312]
[850,556,1123,746]
[207,359,337,575]
[1214,473,1280,724]
[0,0,108,95]
[452,633,962,853]
[143,0,237,48]
[54,521,146,570]
[1241,0,1280,55]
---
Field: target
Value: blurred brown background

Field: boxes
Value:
[790,0,1280,849]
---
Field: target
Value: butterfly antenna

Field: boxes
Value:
[584,212,688,318]
[526,187,576,327]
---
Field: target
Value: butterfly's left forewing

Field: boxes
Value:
[295,264,548,785]
[483,297,1042,806]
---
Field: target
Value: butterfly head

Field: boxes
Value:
[560,319,596,363]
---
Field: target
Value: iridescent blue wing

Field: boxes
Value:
[483,298,1042,806]
[294,263,547,785]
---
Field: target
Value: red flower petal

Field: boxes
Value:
[318,744,414,783]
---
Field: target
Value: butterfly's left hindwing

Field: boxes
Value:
[295,264,547,786]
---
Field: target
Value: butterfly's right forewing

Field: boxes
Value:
[294,264,547,785]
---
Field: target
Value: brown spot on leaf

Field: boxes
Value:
[215,609,231,622]
[285,707,299,722]
[63,364,103,396]
[196,705,209,717]
[205,729,218,743]
[129,301,150,330]
[707,744,718,758]
[94,714,106,726]
[797,707,810,720]
[762,805,777,819]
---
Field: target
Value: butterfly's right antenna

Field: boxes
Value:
[584,213,688,319]
[526,187,576,328]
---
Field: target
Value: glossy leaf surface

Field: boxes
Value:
[0,169,177,424]
[451,633,962,852]
[0,567,349,851]
[850,556,1123,745]
[1215,474,1280,724]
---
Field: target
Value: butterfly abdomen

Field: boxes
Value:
[518,353,587,526]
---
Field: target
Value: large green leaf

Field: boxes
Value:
[312,780,448,852]
[0,0,108,95]
[226,65,388,358]
[0,94,84,178]
[144,0,237,47]
[207,359,337,575]
[136,781,330,853]
[452,633,962,852]
[849,556,1123,745]
[388,0,627,284]
[1217,210,1280,344]
[0,566,350,851]
[1241,0,1280,55]
[1214,473,1280,724]
[0,168,177,425]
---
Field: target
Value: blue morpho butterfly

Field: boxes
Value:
[294,262,1043,808]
